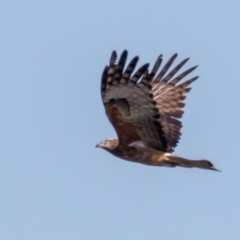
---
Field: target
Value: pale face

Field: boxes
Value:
[95,139,118,151]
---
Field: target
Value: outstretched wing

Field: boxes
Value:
[101,50,197,152]
[151,54,198,151]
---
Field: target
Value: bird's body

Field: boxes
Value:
[96,50,218,171]
[102,139,164,165]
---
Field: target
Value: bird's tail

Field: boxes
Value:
[163,154,220,171]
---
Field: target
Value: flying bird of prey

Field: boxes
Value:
[96,50,218,171]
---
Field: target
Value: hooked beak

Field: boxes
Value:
[95,143,100,148]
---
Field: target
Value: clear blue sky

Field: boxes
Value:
[0,0,239,239]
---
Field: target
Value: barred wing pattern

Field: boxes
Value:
[151,54,198,151]
[101,50,198,152]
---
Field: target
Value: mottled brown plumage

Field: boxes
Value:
[96,50,219,171]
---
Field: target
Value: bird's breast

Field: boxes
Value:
[111,144,165,165]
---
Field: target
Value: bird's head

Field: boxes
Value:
[95,139,119,151]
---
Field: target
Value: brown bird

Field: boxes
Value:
[96,50,218,171]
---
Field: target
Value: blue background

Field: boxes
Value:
[0,1,239,239]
